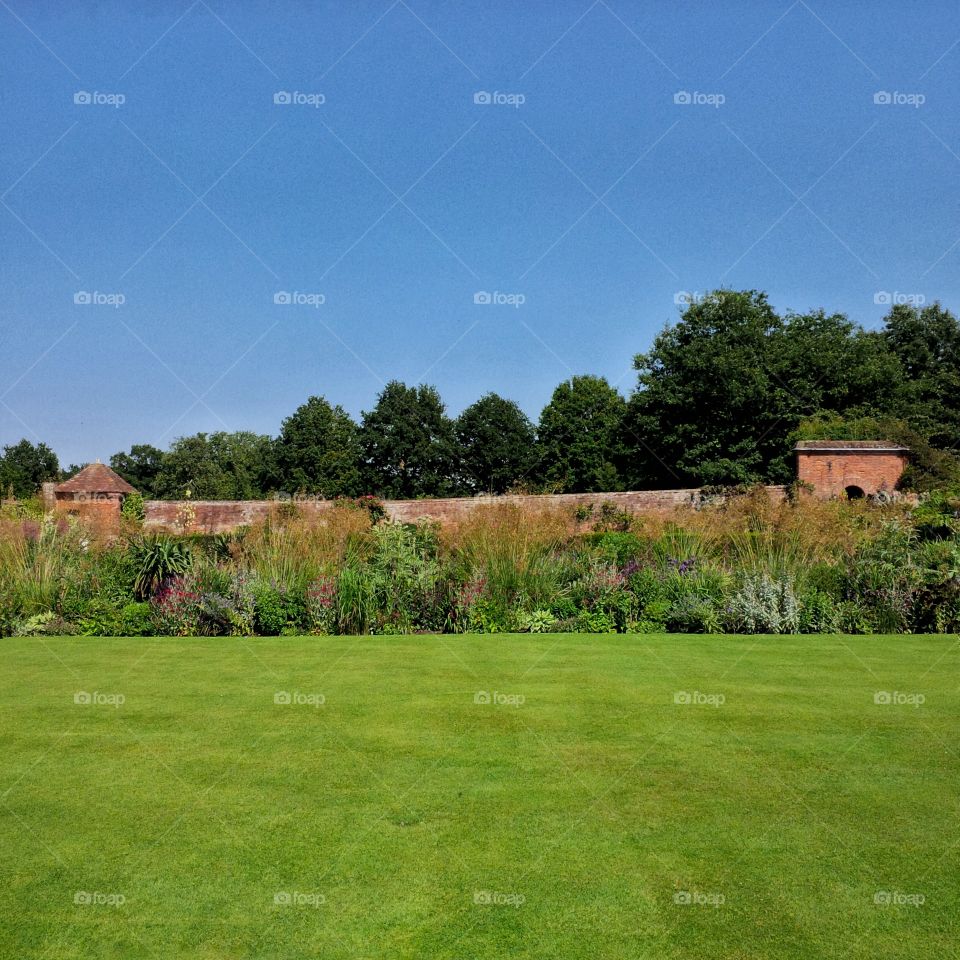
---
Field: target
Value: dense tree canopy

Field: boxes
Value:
[883,303,960,448]
[624,290,909,487]
[455,393,536,494]
[152,432,274,500]
[537,376,626,492]
[359,381,458,498]
[274,396,362,497]
[110,444,165,499]
[0,440,59,500]
[8,290,960,501]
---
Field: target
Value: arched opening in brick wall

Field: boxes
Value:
[844,485,865,500]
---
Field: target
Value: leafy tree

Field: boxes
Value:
[623,290,902,487]
[359,382,458,498]
[0,439,60,499]
[883,302,960,449]
[110,444,165,498]
[536,375,626,492]
[274,396,361,497]
[152,432,274,500]
[455,393,536,494]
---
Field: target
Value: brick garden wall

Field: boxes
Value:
[143,486,789,535]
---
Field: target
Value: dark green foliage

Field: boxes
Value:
[152,432,274,500]
[883,302,960,448]
[254,585,307,636]
[359,382,458,498]
[0,440,59,499]
[274,395,362,497]
[536,375,626,492]
[624,290,903,487]
[455,393,536,493]
[110,445,165,498]
[130,536,193,600]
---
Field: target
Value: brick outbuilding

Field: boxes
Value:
[794,441,909,499]
[47,461,137,530]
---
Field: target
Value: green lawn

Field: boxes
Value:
[1,634,958,959]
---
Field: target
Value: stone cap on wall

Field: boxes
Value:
[794,440,909,453]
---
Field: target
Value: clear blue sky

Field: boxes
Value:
[2,0,958,465]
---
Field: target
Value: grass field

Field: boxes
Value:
[1,634,958,958]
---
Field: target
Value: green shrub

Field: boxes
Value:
[727,573,801,634]
[130,536,192,600]
[798,589,839,634]
[253,585,305,636]
[121,492,145,524]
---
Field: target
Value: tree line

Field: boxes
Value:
[3,290,959,501]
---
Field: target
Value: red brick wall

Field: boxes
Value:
[53,494,123,534]
[796,451,907,497]
[143,487,788,535]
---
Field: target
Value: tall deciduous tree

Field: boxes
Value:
[537,375,626,492]
[0,439,60,499]
[359,382,457,498]
[455,393,536,493]
[883,302,960,449]
[274,396,361,496]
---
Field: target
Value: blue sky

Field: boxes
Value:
[2,0,958,465]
